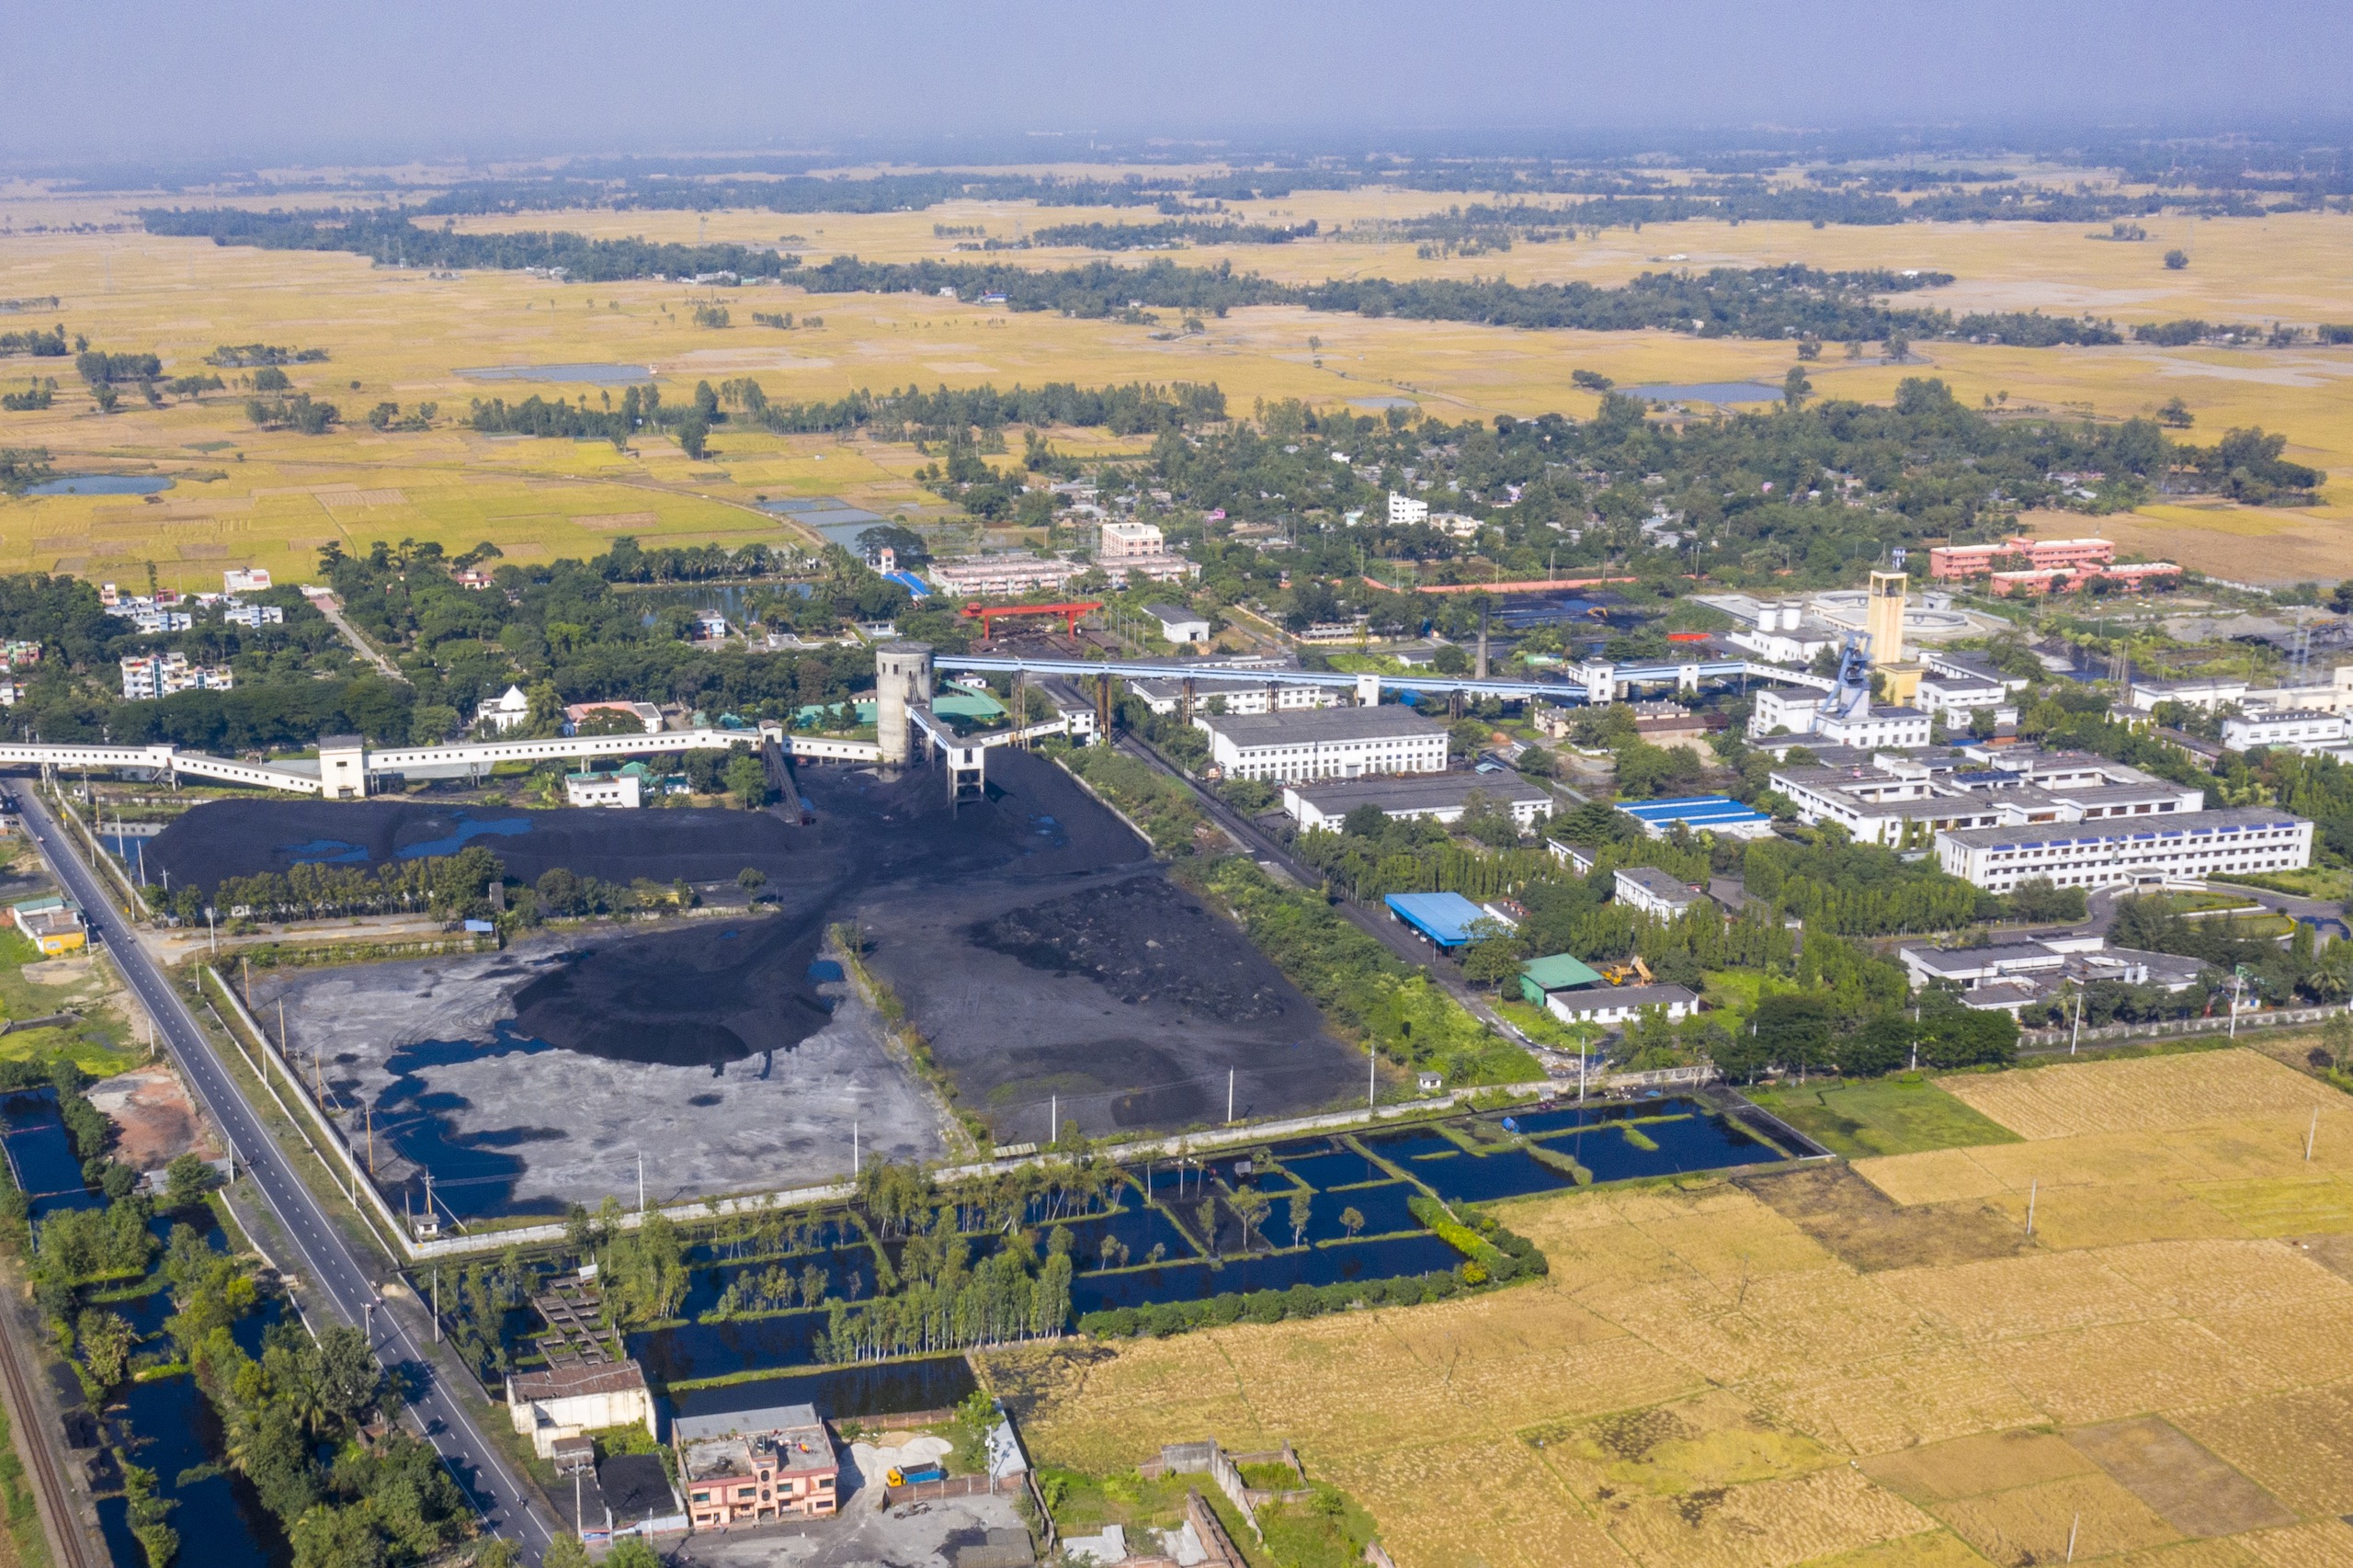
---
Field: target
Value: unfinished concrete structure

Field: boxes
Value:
[874,642,935,767]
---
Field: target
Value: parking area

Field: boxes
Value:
[664,1489,1031,1568]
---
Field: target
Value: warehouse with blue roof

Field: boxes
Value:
[1383,892,1517,949]
[1616,794,1777,840]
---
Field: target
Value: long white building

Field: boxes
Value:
[1199,705,1446,784]
[1936,806,2313,892]
[1772,745,2206,848]
[1749,685,1931,749]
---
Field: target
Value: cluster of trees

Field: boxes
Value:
[0,377,56,411]
[140,208,808,284]
[1026,219,1319,248]
[245,390,340,434]
[2111,894,2353,1007]
[192,846,505,920]
[0,324,69,357]
[142,207,2147,350]
[814,1230,1073,1362]
[168,1225,474,1568]
[205,343,328,367]
[1711,990,2018,1082]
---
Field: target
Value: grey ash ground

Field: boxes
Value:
[210,749,1359,1215]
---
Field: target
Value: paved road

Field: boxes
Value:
[302,591,409,683]
[12,784,555,1562]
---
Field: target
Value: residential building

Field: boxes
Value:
[1098,520,1166,559]
[1936,807,2313,892]
[1547,983,1700,1027]
[2244,665,2353,718]
[503,1360,657,1461]
[1613,867,1705,920]
[1615,795,1777,841]
[222,603,284,629]
[1283,772,1553,832]
[1432,511,1482,539]
[1199,705,1446,783]
[1387,492,1428,527]
[563,700,664,735]
[9,896,85,956]
[1103,551,1199,586]
[1145,604,1211,644]
[119,653,234,700]
[2219,709,2352,756]
[222,567,273,593]
[676,1403,840,1528]
[476,684,531,734]
[1127,676,1337,718]
[565,771,644,808]
[926,553,1085,597]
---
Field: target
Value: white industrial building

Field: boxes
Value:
[1146,604,1212,644]
[2119,676,2249,715]
[1283,773,1553,831]
[1898,935,2210,1013]
[2220,709,2352,757]
[1613,867,1706,920]
[1749,685,1931,749]
[1913,670,2017,730]
[1199,705,1446,783]
[1547,983,1700,1027]
[1935,806,2313,892]
[1771,746,2206,848]
[1387,492,1429,527]
[1127,676,1338,717]
[564,771,644,808]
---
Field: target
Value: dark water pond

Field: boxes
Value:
[1069,1233,1461,1316]
[1624,381,1784,403]
[633,1312,827,1386]
[1535,1112,1781,1184]
[25,474,174,496]
[665,1356,978,1424]
[97,1373,286,1568]
[3,1089,87,1196]
[1268,1147,1394,1192]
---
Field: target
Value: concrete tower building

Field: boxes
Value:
[1866,570,1925,707]
[874,642,934,767]
[1867,571,1907,665]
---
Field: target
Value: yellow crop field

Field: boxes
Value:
[1936,1053,2345,1142]
[2,187,2350,585]
[987,1051,2353,1568]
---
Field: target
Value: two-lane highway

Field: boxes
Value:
[12,784,555,1562]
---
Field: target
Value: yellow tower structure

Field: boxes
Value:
[1866,570,1924,706]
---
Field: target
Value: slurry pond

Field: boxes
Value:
[163,751,1359,1215]
[514,1097,1794,1395]
[25,473,175,496]
[2,1088,88,1196]
[667,1357,979,1425]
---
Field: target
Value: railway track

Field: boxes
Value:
[0,1277,99,1568]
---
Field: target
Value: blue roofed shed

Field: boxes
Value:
[1615,794,1776,841]
[1383,892,1502,949]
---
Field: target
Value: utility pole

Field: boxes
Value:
[1050,1095,1056,1144]
[2026,1176,2038,1239]
[637,1153,645,1213]
[207,905,216,955]
[2230,968,2245,1039]
[1227,1068,1235,1124]
[432,1265,440,1342]
[1369,1049,1376,1108]
[2307,1107,2320,1162]
[2070,991,2083,1056]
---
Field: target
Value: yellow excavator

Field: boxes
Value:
[1596,956,1653,986]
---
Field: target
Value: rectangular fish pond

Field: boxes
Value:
[436,1094,1788,1417]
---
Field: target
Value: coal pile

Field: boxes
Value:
[145,800,819,893]
[972,877,1290,1020]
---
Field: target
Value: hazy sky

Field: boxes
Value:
[11,0,2353,167]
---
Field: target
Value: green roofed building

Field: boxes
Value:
[1519,953,1604,1006]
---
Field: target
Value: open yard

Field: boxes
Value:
[1748,1075,2022,1160]
[984,1046,2353,1568]
[2,188,2351,585]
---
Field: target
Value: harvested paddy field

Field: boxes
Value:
[985,1047,2353,1568]
[226,749,1359,1214]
